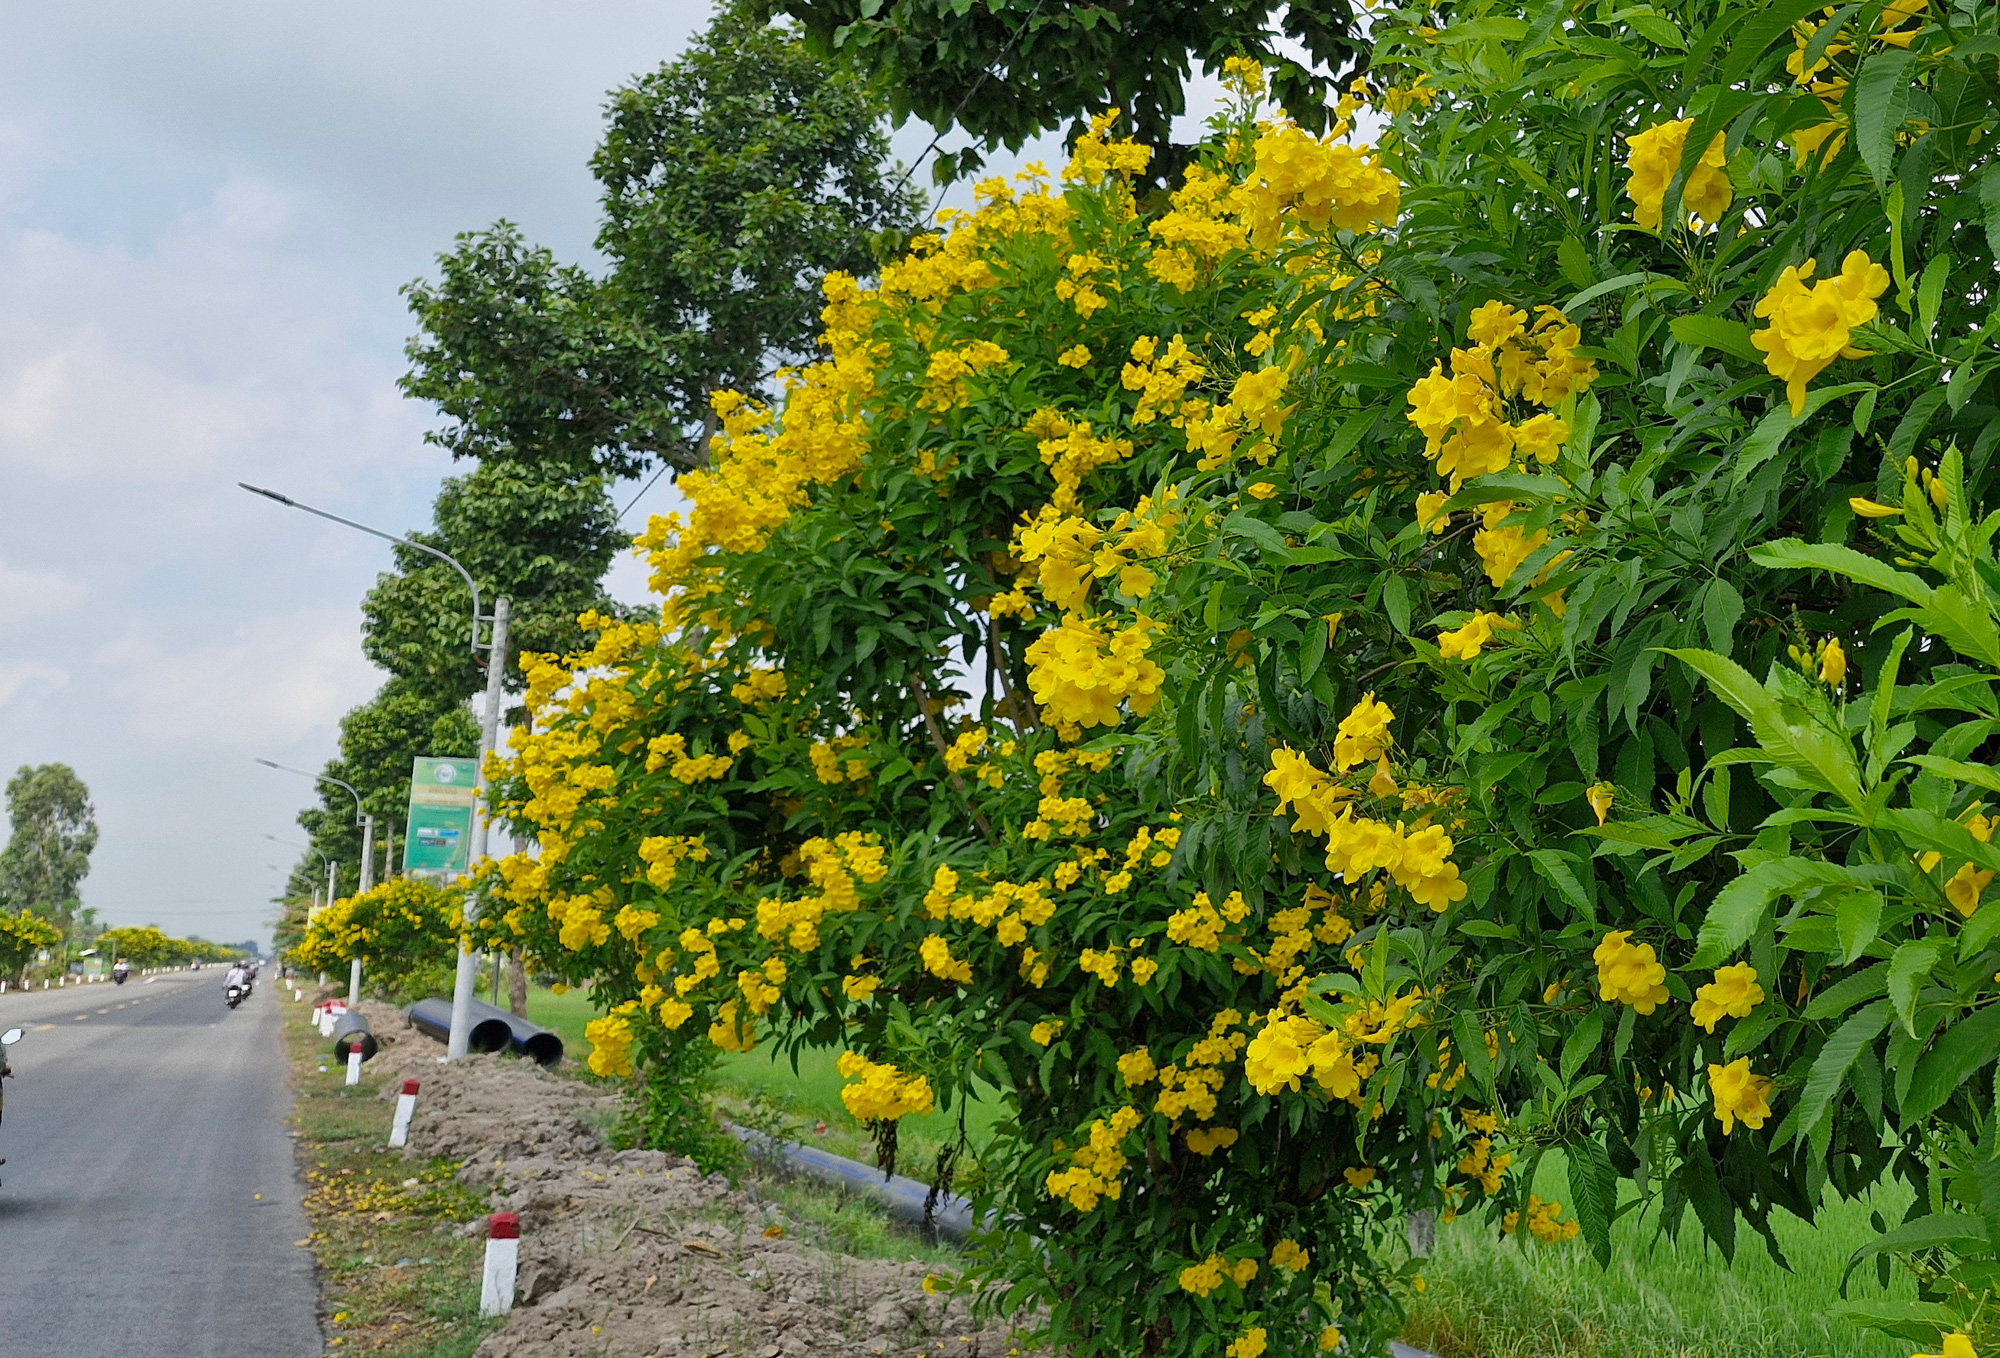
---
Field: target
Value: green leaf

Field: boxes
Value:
[1561,271,1671,313]
[1560,1007,1606,1083]
[1670,314,1760,365]
[1903,1004,2000,1121]
[1568,1137,1616,1267]
[1701,579,1745,654]
[1854,49,1917,189]
[1527,848,1593,917]
[1709,0,1834,88]
[1691,856,1866,968]
[1888,937,1947,1033]
[1454,1007,1493,1096]
[1803,962,1888,1020]
[1382,573,1412,637]
[1836,888,1886,964]
[1787,1000,1889,1147]
[1221,511,1290,559]
[1664,648,1865,808]
[1904,755,2000,797]
[1981,163,2000,260]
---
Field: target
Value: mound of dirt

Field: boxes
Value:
[356,1002,1011,1358]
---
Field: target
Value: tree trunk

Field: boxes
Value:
[507,949,528,1017]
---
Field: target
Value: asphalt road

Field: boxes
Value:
[0,973,322,1357]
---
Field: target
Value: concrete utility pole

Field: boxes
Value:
[448,595,509,1059]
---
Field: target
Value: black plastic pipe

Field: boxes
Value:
[330,1010,378,1062]
[403,996,564,1067]
[727,1125,978,1243]
[405,997,509,1054]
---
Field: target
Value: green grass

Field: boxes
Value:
[523,984,598,1058]
[285,1000,501,1357]
[1406,1152,1913,1358]
[525,984,1004,1168]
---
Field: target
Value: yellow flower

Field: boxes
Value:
[1752,251,1890,415]
[1318,1326,1342,1352]
[1594,930,1669,1014]
[1946,863,1996,917]
[1271,1238,1310,1271]
[1849,497,1902,518]
[1708,1057,1774,1134]
[1691,963,1764,1032]
[1057,344,1092,368]
[1117,1047,1158,1087]
[1914,1334,1978,1358]
[1625,118,1732,231]
[1227,1327,1268,1358]
[1437,611,1520,660]
[1819,637,1847,689]
[1585,782,1616,826]
[1246,481,1280,500]
[1416,490,1450,533]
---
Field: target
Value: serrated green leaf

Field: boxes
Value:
[1888,937,1947,1033]
[1904,1004,2000,1121]
[1787,1000,1889,1147]
[1670,314,1760,364]
[1855,49,1916,189]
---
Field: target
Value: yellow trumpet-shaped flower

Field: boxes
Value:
[1708,1057,1774,1134]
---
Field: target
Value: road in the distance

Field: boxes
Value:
[0,972,322,1357]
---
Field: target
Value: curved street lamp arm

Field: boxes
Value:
[238,483,485,654]
[255,758,364,827]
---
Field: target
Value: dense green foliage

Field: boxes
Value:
[400,3,920,479]
[772,0,1369,181]
[0,762,98,935]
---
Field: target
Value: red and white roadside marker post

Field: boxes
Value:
[480,1213,519,1316]
[389,1079,419,1147]
[344,1047,364,1086]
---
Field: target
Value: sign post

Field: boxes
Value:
[404,757,478,878]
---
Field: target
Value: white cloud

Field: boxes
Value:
[0,557,85,623]
[0,661,67,707]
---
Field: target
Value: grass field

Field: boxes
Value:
[1407,1154,1911,1358]
[526,983,1003,1167]
[522,984,1912,1358]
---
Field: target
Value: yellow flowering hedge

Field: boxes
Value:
[475,3,2000,1353]
[293,878,464,1003]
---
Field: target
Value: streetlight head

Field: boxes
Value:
[255,758,280,770]
[239,482,295,506]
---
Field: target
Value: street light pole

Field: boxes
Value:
[241,483,510,1060]
[449,594,510,1058]
[258,759,372,1005]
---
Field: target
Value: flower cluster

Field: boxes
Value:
[836,1051,936,1122]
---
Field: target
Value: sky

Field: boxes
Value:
[0,2,1227,951]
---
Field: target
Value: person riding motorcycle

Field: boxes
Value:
[223,961,247,991]
[111,959,129,984]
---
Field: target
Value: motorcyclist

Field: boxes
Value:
[111,959,129,984]
[223,961,248,991]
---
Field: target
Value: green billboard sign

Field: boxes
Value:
[404,756,478,875]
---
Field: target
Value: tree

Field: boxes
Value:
[0,763,98,935]
[0,908,60,983]
[400,3,919,480]
[769,0,1368,182]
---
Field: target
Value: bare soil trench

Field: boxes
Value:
[347,1000,1012,1358]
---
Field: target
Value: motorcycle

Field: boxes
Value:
[0,1026,23,1182]
[224,982,246,1009]
[111,962,129,985]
